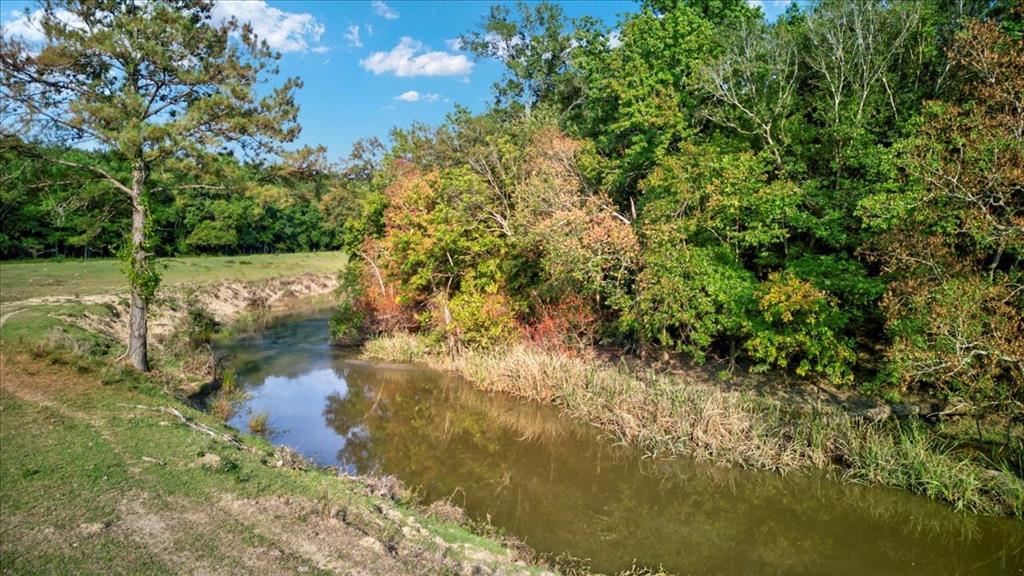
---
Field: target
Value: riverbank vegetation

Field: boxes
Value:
[365,334,1023,517]
[335,0,1023,515]
[336,0,1022,416]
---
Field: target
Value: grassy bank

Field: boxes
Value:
[363,335,1024,518]
[0,251,346,303]
[0,255,550,576]
[0,349,544,575]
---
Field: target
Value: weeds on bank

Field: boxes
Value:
[248,411,270,436]
[362,332,433,363]
[364,334,1024,518]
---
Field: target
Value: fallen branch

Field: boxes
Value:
[120,403,247,450]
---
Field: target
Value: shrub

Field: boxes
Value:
[882,274,1024,409]
[210,395,236,421]
[524,295,599,351]
[746,271,855,384]
[362,332,432,363]
[329,262,382,345]
[446,289,521,349]
[627,239,756,362]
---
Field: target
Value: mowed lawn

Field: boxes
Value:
[0,252,347,304]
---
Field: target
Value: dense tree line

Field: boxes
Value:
[0,139,346,258]
[333,0,1023,413]
[1,0,1019,406]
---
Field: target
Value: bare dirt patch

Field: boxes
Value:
[215,494,419,576]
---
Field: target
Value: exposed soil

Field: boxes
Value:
[63,272,338,344]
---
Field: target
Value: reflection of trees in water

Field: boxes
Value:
[220,316,336,384]
[319,359,1024,575]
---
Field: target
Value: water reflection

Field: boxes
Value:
[223,312,1024,576]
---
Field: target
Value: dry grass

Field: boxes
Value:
[361,332,432,363]
[364,334,1024,517]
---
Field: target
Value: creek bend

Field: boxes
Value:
[220,311,1024,575]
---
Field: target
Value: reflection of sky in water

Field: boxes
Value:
[229,368,353,467]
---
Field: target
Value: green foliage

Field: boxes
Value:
[460,1,579,110]
[330,264,369,346]
[881,275,1023,406]
[786,255,885,329]
[331,0,1021,412]
[0,140,129,258]
[628,240,755,362]
[0,140,347,258]
[566,2,718,202]
[447,289,521,349]
[181,298,219,348]
[746,271,855,384]
[117,240,161,303]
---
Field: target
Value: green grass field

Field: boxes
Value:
[0,252,347,304]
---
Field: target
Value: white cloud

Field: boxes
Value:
[372,1,400,20]
[478,32,521,61]
[365,23,374,36]
[444,37,463,51]
[344,24,362,48]
[360,37,473,77]
[1,8,84,44]
[3,4,327,54]
[394,90,440,103]
[608,30,622,49]
[211,1,325,53]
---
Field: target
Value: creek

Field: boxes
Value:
[221,311,1024,575]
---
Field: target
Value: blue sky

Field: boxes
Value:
[1,1,795,162]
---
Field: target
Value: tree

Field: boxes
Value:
[1,0,301,370]
[697,20,799,166]
[803,0,923,130]
[861,18,1023,407]
[460,1,580,112]
[565,2,719,204]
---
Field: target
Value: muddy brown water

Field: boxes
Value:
[222,312,1024,575]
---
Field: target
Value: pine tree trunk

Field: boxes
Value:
[127,166,148,372]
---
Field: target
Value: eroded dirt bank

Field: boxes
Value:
[2,272,338,339]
